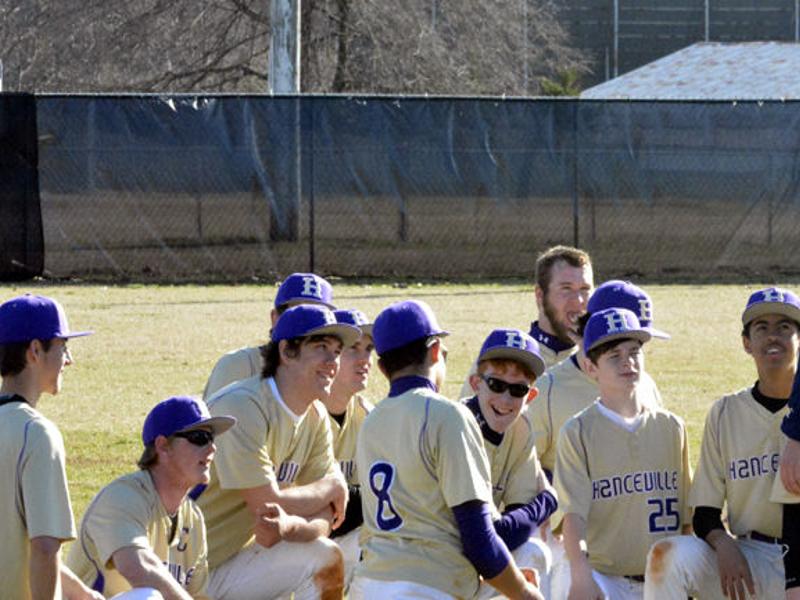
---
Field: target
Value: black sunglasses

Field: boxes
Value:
[173,429,214,447]
[481,375,531,398]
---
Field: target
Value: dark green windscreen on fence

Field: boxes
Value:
[34,95,800,281]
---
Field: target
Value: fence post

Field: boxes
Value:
[572,100,580,247]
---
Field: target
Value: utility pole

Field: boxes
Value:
[269,0,302,244]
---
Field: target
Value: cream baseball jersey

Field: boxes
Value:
[0,401,76,600]
[329,394,373,487]
[66,470,209,598]
[530,355,662,473]
[202,346,262,401]
[356,386,495,599]
[692,387,787,537]
[554,403,690,576]
[199,375,337,568]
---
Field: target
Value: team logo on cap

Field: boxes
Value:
[638,299,652,322]
[322,310,336,325]
[505,332,526,349]
[604,311,628,333]
[762,289,784,303]
[301,276,323,299]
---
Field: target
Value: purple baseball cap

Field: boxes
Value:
[372,300,449,355]
[0,294,93,344]
[742,287,800,326]
[477,328,546,378]
[588,280,669,339]
[271,304,361,347]
[334,308,373,337]
[274,273,335,309]
[584,307,651,353]
[142,396,236,446]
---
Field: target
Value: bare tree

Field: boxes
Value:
[0,0,586,95]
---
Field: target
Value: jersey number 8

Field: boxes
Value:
[369,462,404,531]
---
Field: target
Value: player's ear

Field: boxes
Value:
[526,386,538,404]
[469,373,481,393]
[534,285,544,308]
[270,308,279,327]
[742,334,753,356]
[278,339,293,363]
[154,435,171,456]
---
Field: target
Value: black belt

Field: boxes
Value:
[624,575,645,583]
[749,531,783,545]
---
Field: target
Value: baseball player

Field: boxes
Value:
[464,328,559,597]
[555,308,691,600]
[459,245,594,398]
[67,396,236,599]
[323,308,375,587]
[531,280,667,481]
[352,300,545,600]
[197,304,360,599]
[203,272,335,400]
[644,287,800,600]
[0,294,101,600]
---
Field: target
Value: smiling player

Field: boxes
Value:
[67,396,236,599]
[645,287,800,600]
[459,246,593,398]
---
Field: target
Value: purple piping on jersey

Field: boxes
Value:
[388,375,436,397]
[188,483,207,500]
[79,483,115,594]
[543,372,555,456]
[417,397,437,481]
[15,417,37,521]
[529,321,574,354]
[464,396,503,446]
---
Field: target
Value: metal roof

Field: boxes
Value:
[581,42,800,100]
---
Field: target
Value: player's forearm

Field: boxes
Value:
[30,537,61,600]
[485,562,541,600]
[61,564,100,600]
[562,513,592,575]
[283,511,332,542]
[114,548,193,600]
[273,476,344,517]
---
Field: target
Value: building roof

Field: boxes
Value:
[581,42,800,100]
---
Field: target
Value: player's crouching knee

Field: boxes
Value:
[311,537,345,599]
[645,538,675,585]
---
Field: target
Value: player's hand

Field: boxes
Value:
[781,438,800,495]
[521,567,539,588]
[325,475,349,529]
[567,568,604,600]
[255,502,288,548]
[519,580,546,600]
[714,536,756,600]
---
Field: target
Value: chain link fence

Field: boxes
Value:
[22,95,800,282]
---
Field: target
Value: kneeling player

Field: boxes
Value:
[645,287,800,599]
[67,396,236,598]
[555,308,690,599]
[353,300,544,600]
[465,328,558,597]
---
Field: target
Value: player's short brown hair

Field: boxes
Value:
[260,334,341,378]
[0,339,53,377]
[477,357,537,382]
[586,337,641,365]
[535,245,592,295]
[377,336,435,377]
[137,444,158,469]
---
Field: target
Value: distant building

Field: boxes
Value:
[581,41,800,100]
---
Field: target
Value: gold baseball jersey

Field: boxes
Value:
[482,410,547,509]
[458,342,575,400]
[66,470,210,598]
[356,387,495,599]
[202,346,262,401]
[554,403,691,576]
[199,375,337,568]
[530,356,662,473]
[691,387,787,537]
[0,402,75,600]
[329,394,373,487]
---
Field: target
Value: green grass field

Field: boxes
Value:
[0,281,781,524]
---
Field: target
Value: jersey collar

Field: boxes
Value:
[464,395,504,446]
[529,320,574,354]
[388,375,437,397]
